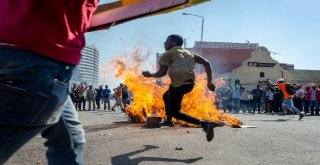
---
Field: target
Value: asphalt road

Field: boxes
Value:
[5,109,320,165]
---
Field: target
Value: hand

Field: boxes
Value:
[142,71,152,77]
[207,82,216,91]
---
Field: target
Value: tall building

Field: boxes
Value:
[71,44,99,86]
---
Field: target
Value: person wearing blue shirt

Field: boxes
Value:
[102,85,112,110]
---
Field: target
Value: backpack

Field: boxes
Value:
[285,84,296,95]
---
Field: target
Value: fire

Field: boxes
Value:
[102,48,242,127]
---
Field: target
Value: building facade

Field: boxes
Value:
[188,41,320,90]
[71,44,99,86]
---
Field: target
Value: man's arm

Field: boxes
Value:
[142,65,168,78]
[228,81,234,90]
[194,54,215,91]
[266,79,276,87]
[267,84,275,92]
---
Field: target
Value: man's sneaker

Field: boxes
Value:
[201,121,215,142]
[161,120,175,127]
[111,109,115,111]
[299,114,304,120]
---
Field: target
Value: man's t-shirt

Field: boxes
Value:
[310,90,317,101]
[277,83,294,99]
[295,89,305,99]
[251,88,263,100]
[115,87,122,97]
[232,90,241,99]
[158,46,196,87]
[102,89,112,99]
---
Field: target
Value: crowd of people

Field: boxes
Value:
[70,82,132,112]
[215,80,320,116]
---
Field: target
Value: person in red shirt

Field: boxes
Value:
[267,78,304,120]
[111,83,124,111]
[0,1,99,164]
[305,85,320,115]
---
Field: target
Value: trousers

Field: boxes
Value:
[0,49,85,164]
[163,84,201,125]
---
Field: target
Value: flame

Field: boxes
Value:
[101,48,243,127]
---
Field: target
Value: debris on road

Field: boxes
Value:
[175,146,183,150]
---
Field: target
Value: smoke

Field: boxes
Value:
[100,47,155,85]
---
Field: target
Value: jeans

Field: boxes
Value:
[252,99,261,113]
[163,84,201,125]
[309,100,319,115]
[122,97,131,110]
[103,98,111,110]
[87,97,95,110]
[240,100,250,113]
[0,49,85,164]
[95,97,101,109]
[282,98,302,115]
[231,98,240,112]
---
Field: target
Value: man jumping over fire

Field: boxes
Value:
[142,34,216,142]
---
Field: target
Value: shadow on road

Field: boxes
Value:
[84,121,143,132]
[250,119,292,122]
[111,145,203,165]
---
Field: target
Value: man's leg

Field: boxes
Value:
[315,101,319,115]
[111,97,120,111]
[103,99,105,110]
[96,98,100,109]
[222,100,227,113]
[236,99,240,113]
[122,97,127,111]
[162,90,172,121]
[231,98,236,112]
[78,101,81,111]
[0,126,47,163]
[309,101,315,115]
[283,98,304,120]
[0,49,76,163]
[257,100,261,113]
[304,100,309,113]
[41,97,86,165]
[92,99,95,110]
[119,97,124,111]
[168,84,215,141]
[167,85,200,125]
[107,99,111,110]
[88,99,91,111]
[252,100,256,113]
[82,99,86,110]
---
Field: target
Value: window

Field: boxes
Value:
[260,72,265,78]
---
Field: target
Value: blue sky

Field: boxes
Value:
[86,0,320,85]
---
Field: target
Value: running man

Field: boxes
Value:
[142,34,216,142]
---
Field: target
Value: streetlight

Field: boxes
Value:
[183,13,205,73]
[182,12,204,42]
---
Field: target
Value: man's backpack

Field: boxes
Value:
[285,84,296,95]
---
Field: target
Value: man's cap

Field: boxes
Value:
[276,78,285,83]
